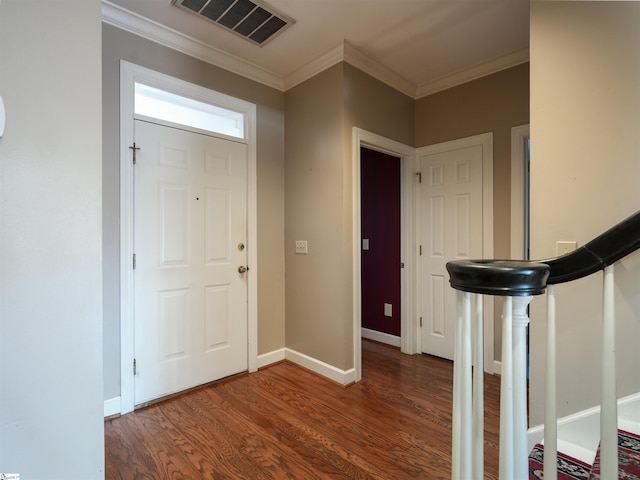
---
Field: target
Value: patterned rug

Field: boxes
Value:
[529,443,593,480]
[589,429,640,480]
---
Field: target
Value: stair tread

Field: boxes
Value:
[555,439,597,465]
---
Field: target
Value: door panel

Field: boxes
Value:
[420,145,483,360]
[134,119,248,405]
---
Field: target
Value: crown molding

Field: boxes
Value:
[102,1,528,99]
[343,42,417,98]
[283,42,416,98]
[416,47,530,98]
[101,1,284,91]
[282,44,345,91]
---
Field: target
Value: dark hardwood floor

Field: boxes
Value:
[105,340,501,479]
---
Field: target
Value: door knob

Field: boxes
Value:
[238,266,248,274]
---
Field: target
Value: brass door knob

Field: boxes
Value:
[238,266,248,274]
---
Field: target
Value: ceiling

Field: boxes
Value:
[103,0,530,98]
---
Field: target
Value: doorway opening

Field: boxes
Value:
[352,128,416,383]
[360,147,402,347]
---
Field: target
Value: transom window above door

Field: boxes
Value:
[134,82,245,139]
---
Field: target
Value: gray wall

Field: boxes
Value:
[529,1,640,425]
[102,24,286,400]
[0,1,104,476]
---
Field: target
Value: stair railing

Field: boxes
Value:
[446,210,640,480]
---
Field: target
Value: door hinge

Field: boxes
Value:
[133,358,137,376]
[420,316,423,327]
[416,172,422,184]
[129,143,140,165]
[132,253,137,269]
[419,245,422,256]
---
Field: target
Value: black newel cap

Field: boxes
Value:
[446,260,550,296]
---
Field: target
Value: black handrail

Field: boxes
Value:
[543,210,640,284]
[446,210,640,295]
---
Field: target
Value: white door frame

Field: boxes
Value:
[416,133,494,373]
[352,128,417,383]
[511,124,530,260]
[119,61,258,414]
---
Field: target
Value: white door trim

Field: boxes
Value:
[511,124,530,260]
[352,128,416,383]
[119,61,258,414]
[416,132,494,373]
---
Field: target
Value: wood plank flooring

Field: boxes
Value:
[105,340,501,479]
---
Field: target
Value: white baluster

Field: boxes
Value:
[452,291,462,479]
[452,290,473,479]
[499,296,514,478]
[513,295,533,479]
[461,291,473,478]
[601,265,618,480]
[472,294,484,478]
[544,285,558,480]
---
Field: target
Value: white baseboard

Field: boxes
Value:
[255,347,356,385]
[257,348,286,368]
[527,391,640,454]
[493,360,502,375]
[104,396,121,418]
[285,348,356,386]
[361,328,401,347]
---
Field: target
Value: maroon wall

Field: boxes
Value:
[360,147,401,337]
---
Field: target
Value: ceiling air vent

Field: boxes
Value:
[172,0,295,46]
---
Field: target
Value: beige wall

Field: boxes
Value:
[284,64,348,367]
[415,64,530,360]
[284,63,413,370]
[102,24,286,400]
[529,1,640,425]
[344,64,415,147]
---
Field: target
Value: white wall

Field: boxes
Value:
[529,1,640,426]
[0,1,104,477]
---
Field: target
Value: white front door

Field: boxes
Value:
[133,119,248,405]
[419,139,487,361]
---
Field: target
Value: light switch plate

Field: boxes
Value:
[384,303,392,317]
[556,241,577,256]
[362,238,369,250]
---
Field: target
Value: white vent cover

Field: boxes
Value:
[172,0,295,46]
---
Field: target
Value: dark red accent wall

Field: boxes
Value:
[360,147,401,336]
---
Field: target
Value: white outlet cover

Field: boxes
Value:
[384,303,392,317]
[295,240,308,254]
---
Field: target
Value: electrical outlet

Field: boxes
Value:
[295,240,308,254]
[384,303,392,317]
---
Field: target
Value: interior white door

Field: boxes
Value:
[133,119,248,405]
[419,144,484,360]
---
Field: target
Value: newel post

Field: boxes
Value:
[446,260,550,480]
